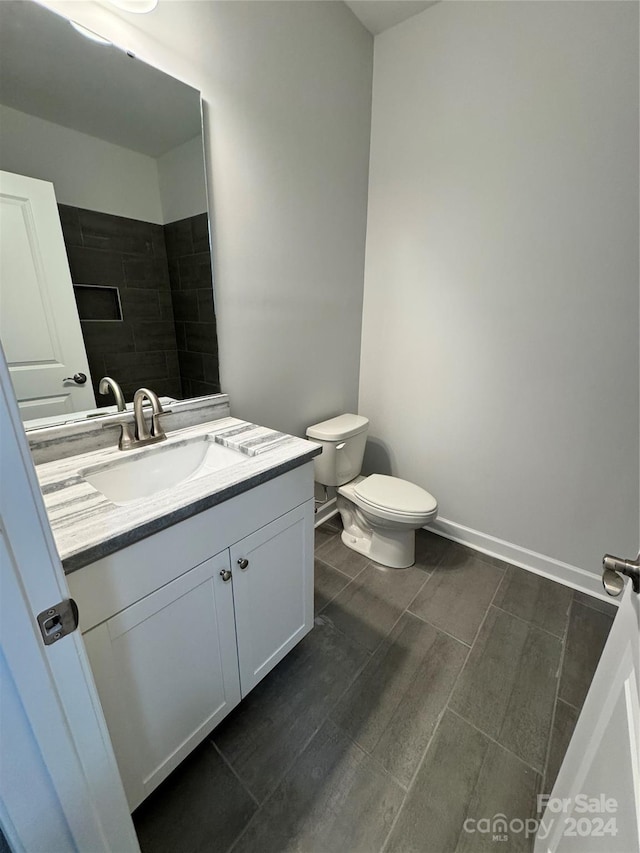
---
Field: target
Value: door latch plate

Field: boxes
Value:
[37,599,79,645]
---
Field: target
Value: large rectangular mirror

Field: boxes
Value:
[0,0,220,428]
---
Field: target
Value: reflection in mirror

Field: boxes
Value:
[0,0,220,428]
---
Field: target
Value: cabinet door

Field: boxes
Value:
[230,500,314,696]
[82,551,240,810]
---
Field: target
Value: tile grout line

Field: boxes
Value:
[456,575,567,770]
[315,561,371,618]
[539,597,574,794]
[556,695,580,713]
[316,565,456,796]
[447,710,543,853]
[379,561,520,852]
[362,567,434,658]
[314,552,358,582]
[326,610,468,790]
[229,537,498,850]
[227,534,553,853]
[444,572,538,853]
[492,562,509,599]
[316,537,481,803]
[208,740,261,808]
[224,634,374,853]
[315,548,369,581]
[429,588,568,791]
[459,562,507,650]
[404,609,472,649]
[320,720,411,793]
[227,546,439,853]
[572,593,618,618]
[490,602,569,641]
[378,579,501,853]
[446,706,544,776]
[313,561,362,616]
[498,590,581,815]
[320,560,434,660]
[405,560,508,645]
[378,663,472,852]
[354,536,577,851]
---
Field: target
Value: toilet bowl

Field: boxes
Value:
[306,414,438,569]
[338,475,437,568]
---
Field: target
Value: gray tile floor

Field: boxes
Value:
[133,519,616,853]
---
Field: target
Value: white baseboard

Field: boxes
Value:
[425,517,618,606]
[314,497,339,529]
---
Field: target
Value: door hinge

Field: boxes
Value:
[37,599,79,645]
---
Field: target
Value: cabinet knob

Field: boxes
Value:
[219,569,232,582]
[237,558,249,570]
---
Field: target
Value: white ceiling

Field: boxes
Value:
[344,1,439,35]
[0,1,201,157]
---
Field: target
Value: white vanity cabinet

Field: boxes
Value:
[232,504,313,695]
[82,550,240,808]
[67,463,314,811]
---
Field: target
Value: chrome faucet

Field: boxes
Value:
[99,376,136,450]
[133,388,167,447]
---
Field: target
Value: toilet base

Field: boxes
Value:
[339,527,415,569]
[337,494,415,569]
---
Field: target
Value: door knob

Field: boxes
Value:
[63,372,87,385]
[219,569,232,582]
[602,553,640,596]
[237,558,249,570]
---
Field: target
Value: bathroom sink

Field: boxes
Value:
[81,437,243,505]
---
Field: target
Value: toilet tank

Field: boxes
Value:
[306,414,369,487]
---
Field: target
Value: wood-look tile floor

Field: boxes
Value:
[133,519,616,853]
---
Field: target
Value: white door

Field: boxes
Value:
[83,551,241,811]
[0,170,95,420]
[0,343,138,852]
[535,573,640,852]
[230,502,314,696]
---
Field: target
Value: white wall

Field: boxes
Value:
[0,104,207,224]
[360,1,639,575]
[157,134,207,224]
[43,0,373,436]
[0,104,163,222]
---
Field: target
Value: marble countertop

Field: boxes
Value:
[36,417,320,573]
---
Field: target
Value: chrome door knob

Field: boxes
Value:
[219,569,232,582]
[602,568,625,597]
[63,372,87,385]
[602,553,640,596]
[237,558,249,570]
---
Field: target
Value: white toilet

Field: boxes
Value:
[306,414,438,569]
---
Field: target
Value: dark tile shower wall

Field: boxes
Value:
[165,213,220,398]
[59,205,183,406]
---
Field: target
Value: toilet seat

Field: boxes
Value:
[336,474,439,567]
[352,474,437,522]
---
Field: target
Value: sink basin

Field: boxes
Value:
[81,437,243,505]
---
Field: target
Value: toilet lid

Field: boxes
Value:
[354,474,437,515]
